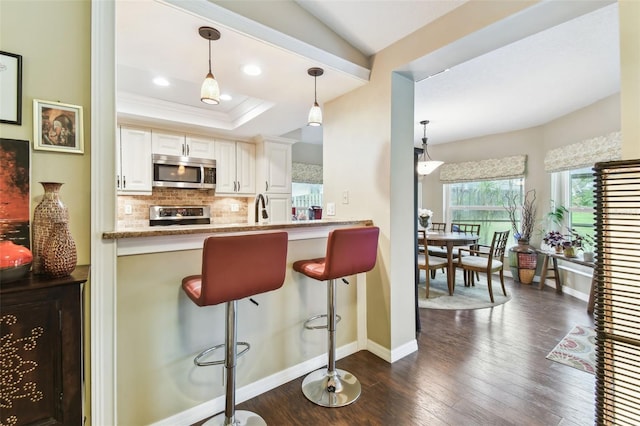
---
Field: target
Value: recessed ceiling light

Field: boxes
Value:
[220,94,232,101]
[153,77,170,86]
[242,64,262,76]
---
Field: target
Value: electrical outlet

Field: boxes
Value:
[342,190,349,204]
[326,202,336,216]
[230,204,239,212]
[125,204,132,215]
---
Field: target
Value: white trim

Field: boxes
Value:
[366,338,418,363]
[149,341,358,426]
[91,0,117,424]
[356,272,368,349]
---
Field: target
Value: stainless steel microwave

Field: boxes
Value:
[152,154,216,189]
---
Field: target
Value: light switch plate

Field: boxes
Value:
[231,204,239,212]
[342,190,349,204]
[326,202,336,216]
[125,204,132,215]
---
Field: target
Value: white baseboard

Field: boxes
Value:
[150,341,359,426]
[366,338,418,363]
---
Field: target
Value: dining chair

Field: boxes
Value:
[455,230,510,303]
[450,223,480,235]
[429,223,481,283]
[430,222,447,232]
[417,233,448,298]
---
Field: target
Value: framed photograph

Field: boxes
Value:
[33,99,84,154]
[0,51,23,125]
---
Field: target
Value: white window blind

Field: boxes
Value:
[545,131,621,173]
[439,155,527,183]
[292,162,322,184]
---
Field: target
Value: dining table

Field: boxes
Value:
[419,230,480,296]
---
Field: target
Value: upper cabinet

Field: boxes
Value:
[215,140,256,195]
[117,126,152,194]
[255,136,293,195]
[151,131,215,159]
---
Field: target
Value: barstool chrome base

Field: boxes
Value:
[203,410,267,426]
[301,368,361,407]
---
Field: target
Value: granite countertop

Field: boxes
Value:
[102,218,374,240]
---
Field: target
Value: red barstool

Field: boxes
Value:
[182,232,288,426]
[293,226,379,407]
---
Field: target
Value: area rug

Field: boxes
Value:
[418,270,511,310]
[546,325,596,374]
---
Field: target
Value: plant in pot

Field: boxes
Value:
[568,228,595,262]
[542,230,566,253]
[504,189,537,284]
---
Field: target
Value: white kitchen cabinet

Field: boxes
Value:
[266,194,291,223]
[152,131,215,159]
[117,126,152,194]
[186,135,215,159]
[214,140,255,195]
[255,137,293,194]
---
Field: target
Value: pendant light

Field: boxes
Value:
[417,120,443,175]
[307,67,324,126]
[199,26,221,105]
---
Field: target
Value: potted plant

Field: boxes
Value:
[567,228,595,262]
[542,230,566,253]
[418,208,433,229]
[547,201,568,229]
[504,189,538,283]
[505,189,537,244]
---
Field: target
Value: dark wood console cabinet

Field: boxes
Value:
[1,265,89,426]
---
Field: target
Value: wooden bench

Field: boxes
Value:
[537,250,596,314]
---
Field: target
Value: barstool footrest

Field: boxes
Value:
[303,314,342,330]
[194,342,250,367]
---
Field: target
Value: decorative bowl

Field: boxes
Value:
[0,263,32,283]
[0,240,33,283]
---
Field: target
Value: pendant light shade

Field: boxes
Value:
[199,26,221,105]
[307,67,324,126]
[417,120,443,175]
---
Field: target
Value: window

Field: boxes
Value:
[551,167,595,240]
[292,182,323,210]
[445,178,524,245]
[569,167,595,239]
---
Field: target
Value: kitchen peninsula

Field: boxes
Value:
[103,218,376,425]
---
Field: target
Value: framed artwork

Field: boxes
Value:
[0,139,31,248]
[0,51,23,125]
[33,99,84,154]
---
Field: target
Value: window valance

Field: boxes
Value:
[292,162,323,184]
[544,131,621,173]
[439,155,527,183]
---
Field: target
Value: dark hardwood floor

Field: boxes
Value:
[196,277,595,425]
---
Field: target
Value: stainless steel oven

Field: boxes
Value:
[149,205,211,226]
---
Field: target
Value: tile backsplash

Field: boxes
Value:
[117,188,249,228]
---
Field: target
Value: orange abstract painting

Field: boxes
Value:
[0,139,30,248]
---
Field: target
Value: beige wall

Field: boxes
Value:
[0,0,91,266]
[0,0,92,420]
[116,237,358,425]
[4,0,638,423]
[620,0,640,159]
[424,93,621,235]
[324,1,534,349]
[422,94,621,296]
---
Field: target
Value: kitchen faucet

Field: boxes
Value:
[254,193,269,223]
